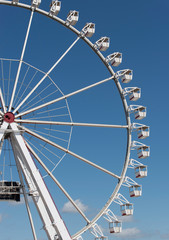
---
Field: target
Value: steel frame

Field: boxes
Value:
[0,1,149,240]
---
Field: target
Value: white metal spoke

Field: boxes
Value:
[0,88,6,113]
[36,106,67,115]
[14,70,38,109]
[12,144,38,240]
[1,60,5,102]
[7,60,12,107]
[8,10,34,112]
[27,128,69,143]
[0,121,8,142]
[13,65,30,107]
[13,36,80,114]
[26,140,90,224]
[19,125,121,180]
[26,114,70,120]
[15,75,114,118]
[25,137,58,166]
[15,119,128,129]
[22,82,53,110]
[23,88,59,112]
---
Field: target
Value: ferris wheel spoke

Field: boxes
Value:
[15,75,114,119]
[27,128,69,143]
[13,66,31,107]
[8,10,35,112]
[15,119,129,129]
[19,125,121,180]
[21,82,53,111]
[13,36,80,115]
[25,140,90,224]
[0,88,6,113]
[23,88,59,112]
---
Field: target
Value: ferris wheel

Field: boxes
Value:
[0,1,150,240]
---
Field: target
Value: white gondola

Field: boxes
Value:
[109,221,122,233]
[49,1,61,16]
[137,146,150,159]
[0,181,21,202]
[106,52,122,67]
[82,23,95,37]
[137,126,149,139]
[95,37,110,51]
[121,69,133,83]
[120,203,134,216]
[134,106,146,120]
[66,10,79,26]
[129,87,141,101]
[135,165,147,178]
[129,184,142,197]
[31,0,41,8]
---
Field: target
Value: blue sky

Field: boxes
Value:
[0,0,169,240]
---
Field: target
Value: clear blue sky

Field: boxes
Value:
[0,0,168,240]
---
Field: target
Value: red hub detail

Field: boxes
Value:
[4,112,15,123]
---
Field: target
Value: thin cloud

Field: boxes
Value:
[0,214,2,223]
[118,215,134,223]
[114,227,142,239]
[62,199,88,213]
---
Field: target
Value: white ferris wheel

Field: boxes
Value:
[0,1,150,240]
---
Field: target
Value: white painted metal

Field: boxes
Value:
[0,1,148,239]
[49,0,61,16]
[8,10,34,112]
[0,88,6,113]
[95,37,110,51]
[129,185,142,197]
[135,165,147,178]
[123,87,141,101]
[106,52,122,66]
[116,69,133,83]
[120,203,133,216]
[13,36,80,114]
[82,23,95,37]
[114,193,133,216]
[31,0,41,8]
[137,126,149,139]
[109,221,122,233]
[66,10,79,26]
[12,145,38,240]
[90,223,104,238]
[137,146,150,159]
[132,123,150,139]
[129,105,147,120]
[26,141,90,224]
[10,122,72,240]
[15,75,114,118]
[12,0,19,4]
[18,124,121,179]
[15,119,128,129]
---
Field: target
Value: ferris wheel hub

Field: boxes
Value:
[4,112,15,123]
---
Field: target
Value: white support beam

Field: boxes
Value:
[15,75,114,118]
[12,144,38,240]
[26,141,90,224]
[9,10,34,112]
[10,122,72,240]
[13,36,80,114]
[15,119,128,129]
[19,125,121,180]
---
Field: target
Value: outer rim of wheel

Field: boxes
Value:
[0,1,132,238]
